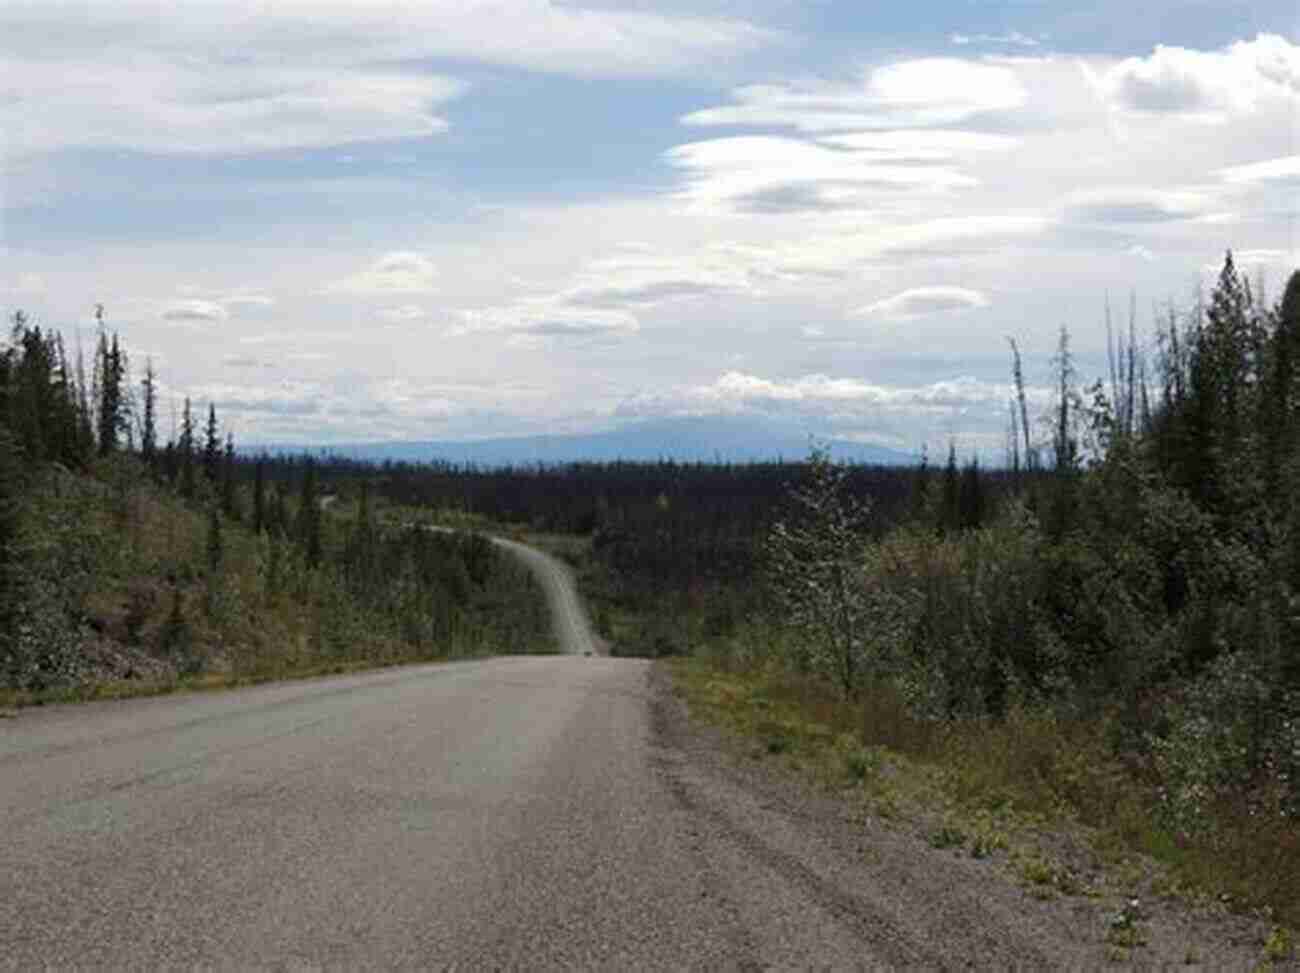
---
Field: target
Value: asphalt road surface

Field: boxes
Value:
[5,656,899,968]
[0,536,1268,968]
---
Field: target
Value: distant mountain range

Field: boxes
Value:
[258,415,918,467]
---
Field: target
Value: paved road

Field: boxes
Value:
[1,656,893,968]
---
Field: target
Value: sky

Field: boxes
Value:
[3,0,1299,456]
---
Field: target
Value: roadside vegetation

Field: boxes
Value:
[0,314,553,706]
[695,254,1300,940]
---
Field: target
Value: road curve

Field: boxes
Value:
[425,526,603,656]
[486,534,605,656]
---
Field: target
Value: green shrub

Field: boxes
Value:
[1151,651,1300,841]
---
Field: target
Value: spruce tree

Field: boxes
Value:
[72,329,95,464]
[941,442,960,535]
[958,457,985,531]
[296,458,322,568]
[0,428,25,683]
[179,398,196,499]
[253,459,266,534]
[910,445,931,525]
[203,403,220,484]
[1263,271,1300,499]
[96,329,126,457]
[206,503,223,573]
[1186,252,1259,518]
[140,358,157,467]
[221,432,238,520]
[271,485,288,539]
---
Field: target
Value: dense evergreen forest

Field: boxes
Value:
[0,314,553,696]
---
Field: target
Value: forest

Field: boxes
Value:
[0,313,553,697]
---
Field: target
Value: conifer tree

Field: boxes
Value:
[1182,252,1258,517]
[296,457,322,568]
[910,445,931,524]
[12,317,50,462]
[203,403,220,484]
[140,358,157,467]
[958,457,985,530]
[0,428,24,679]
[206,502,223,573]
[349,479,376,589]
[271,485,288,538]
[221,432,239,521]
[72,330,94,463]
[1263,271,1300,498]
[0,324,11,435]
[95,324,126,457]
[179,398,196,499]
[253,459,267,534]
[941,442,960,534]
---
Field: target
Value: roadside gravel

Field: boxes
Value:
[648,663,1294,970]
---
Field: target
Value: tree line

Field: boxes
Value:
[0,311,552,693]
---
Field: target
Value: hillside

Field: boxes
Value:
[256,415,917,467]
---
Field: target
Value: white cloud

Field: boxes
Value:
[816,130,1020,159]
[379,304,428,323]
[950,32,1040,48]
[223,294,276,310]
[222,354,276,369]
[682,57,1028,133]
[1218,155,1300,186]
[560,252,758,307]
[4,60,465,157]
[451,301,639,338]
[667,135,986,213]
[855,286,990,319]
[160,299,229,324]
[327,252,438,295]
[1089,34,1300,120]
[670,59,1032,218]
[2,1,774,158]
[6,272,47,295]
[1061,187,1210,225]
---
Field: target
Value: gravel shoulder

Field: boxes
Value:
[648,662,1293,970]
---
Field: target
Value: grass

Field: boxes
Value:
[667,655,1300,932]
